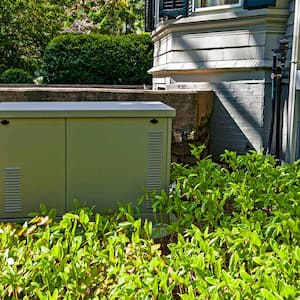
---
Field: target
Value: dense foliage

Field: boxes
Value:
[0,0,72,74]
[0,69,33,84]
[0,0,145,75]
[42,33,153,84]
[1,147,300,299]
[64,0,144,35]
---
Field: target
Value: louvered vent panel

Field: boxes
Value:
[3,167,22,212]
[146,131,163,208]
[163,0,184,9]
[160,0,188,18]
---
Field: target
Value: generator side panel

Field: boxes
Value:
[0,118,66,219]
[66,117,169,214]
[296,90,300,160]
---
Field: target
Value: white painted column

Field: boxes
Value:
[287,0,300,162]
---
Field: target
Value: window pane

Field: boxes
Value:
[201,0,239,7]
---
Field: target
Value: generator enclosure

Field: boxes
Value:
[296,71,300,160]
[0,101,175,220]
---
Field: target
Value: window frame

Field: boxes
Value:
[193,0,243,12]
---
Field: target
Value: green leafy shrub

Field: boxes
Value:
[0,68,33,84]
[42,33,153,85]
[2,148,300,299]
[148,145,300,235]
[0,0,72,74]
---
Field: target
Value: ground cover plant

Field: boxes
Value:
[1,146,300,299]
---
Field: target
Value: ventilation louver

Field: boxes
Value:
[159,0,188,18]
[146,131,164,208]
[3,167,22,213]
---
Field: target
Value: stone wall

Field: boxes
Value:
[0,86,213,163]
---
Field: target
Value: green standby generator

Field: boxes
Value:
[296,70,300,159]
[0,101,175,220]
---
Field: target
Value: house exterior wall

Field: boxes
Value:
[281,0,295,158]
[150,1,290,158]
[286,0,300,161]
[285,0,295,62]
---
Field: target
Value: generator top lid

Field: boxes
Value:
[0,101,176,118]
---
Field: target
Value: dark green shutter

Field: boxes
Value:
[159,0,188,18]
[244,0,276,9]
[145,0,155,32]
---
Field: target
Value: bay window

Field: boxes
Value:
[145,0,277,31]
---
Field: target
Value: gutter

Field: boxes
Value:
[286,0,300,162]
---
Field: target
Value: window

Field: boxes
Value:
[145,0,276,32]
[194,0,242,10]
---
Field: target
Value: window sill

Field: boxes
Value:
[148,59,273,75]
[194,3,241,13]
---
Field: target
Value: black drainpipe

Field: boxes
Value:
[266,39,289,164]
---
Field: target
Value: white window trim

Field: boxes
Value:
[193,0,243,12]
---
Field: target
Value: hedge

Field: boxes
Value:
[0,68,33,84]
[42,33,153,85]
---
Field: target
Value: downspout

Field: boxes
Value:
[286,0,300,162]
[266,40,288,163]
[274,65,283,161]
[266,54,277,155]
